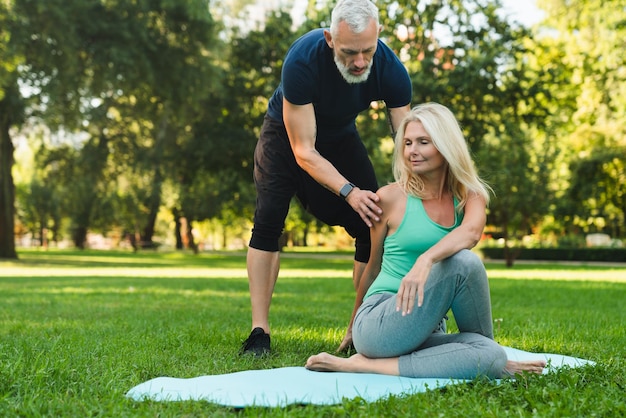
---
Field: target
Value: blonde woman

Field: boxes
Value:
[306,103,545,378]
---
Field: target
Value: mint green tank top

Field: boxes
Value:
[364,194,463,299]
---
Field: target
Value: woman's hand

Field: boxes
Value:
[336,326,354,353]
[396,256,433,315]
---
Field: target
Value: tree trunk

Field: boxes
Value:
[503,246,515,268]
[0,89,18,259]
[139,105,169,246]
[140,167,162,245]
[69,133,109,250]
[73,225,88,249]
[302,224,309,247]
[173,207,183,250]
[500,221,516,268]
[186,217,198,254]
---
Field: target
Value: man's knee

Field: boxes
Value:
[249,227,283,252]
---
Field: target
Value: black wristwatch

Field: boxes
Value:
[339,182,356,199]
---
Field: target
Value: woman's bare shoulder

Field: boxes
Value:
[377,183,406,230]
[377,183,405,210]
[377,182,403,199]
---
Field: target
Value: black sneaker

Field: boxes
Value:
[240,327,270,356]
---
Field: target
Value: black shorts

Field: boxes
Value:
[249,115,378,262]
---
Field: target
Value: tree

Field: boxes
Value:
[172,9,297,250]
[1,0,219,255]
[0,79,20,258]
[568,148,626,237]
[0,0,24,257]
[538,0,626,238]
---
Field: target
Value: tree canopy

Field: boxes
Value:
[1,0,624,259]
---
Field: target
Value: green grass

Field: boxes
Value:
[1,249,624,417]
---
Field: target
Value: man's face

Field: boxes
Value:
[325,18,380,84]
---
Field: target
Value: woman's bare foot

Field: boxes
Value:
[503,360,547,377]
[306,352,400,375]
[305,352,367,373]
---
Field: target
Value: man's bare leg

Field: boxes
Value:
[247,247,280,334]
[240,248,280,355]
[306,352,400,375]
[503,360,546,377]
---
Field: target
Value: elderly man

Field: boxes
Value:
[242,0,412,356]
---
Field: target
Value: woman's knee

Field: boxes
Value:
[484,344,508,378]
[450,249,481,265]
[445,250,485,276]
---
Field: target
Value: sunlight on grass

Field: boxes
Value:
[487,267,626,282]
[280,326,343,343]
[2,254,178,266]
[273,325,346,355]
[32,255,179,265]
[0,267,350,279]
[0,267,246,278]
[10,285,251,298]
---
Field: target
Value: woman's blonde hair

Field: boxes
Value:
[392,102,492,210]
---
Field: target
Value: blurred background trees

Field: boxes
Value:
[1,0,624,259]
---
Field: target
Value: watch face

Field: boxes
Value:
[340,183,354,198]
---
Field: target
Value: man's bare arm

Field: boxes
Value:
[283,99,348,195]
[283,98,382,226]
[388,104,411,136]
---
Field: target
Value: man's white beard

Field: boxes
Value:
[334,55,372,84]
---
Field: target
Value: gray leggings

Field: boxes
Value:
[352,250,508,379]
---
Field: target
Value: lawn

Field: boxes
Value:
[0,249,624,417]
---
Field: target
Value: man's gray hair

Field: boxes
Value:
[330,0,379,36]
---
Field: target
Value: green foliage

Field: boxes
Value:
[3,0,626,258]
[567,147,626,236]
[537,0,626,237]
[5,0,222,252]
[168,8,298,244]
[0,250,624,416]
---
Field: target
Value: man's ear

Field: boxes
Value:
[323,29,334,48]
[378,24,382,35]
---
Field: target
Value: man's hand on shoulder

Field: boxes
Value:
[345,187,382,227]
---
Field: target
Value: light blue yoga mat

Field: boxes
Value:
[126,347,594,407]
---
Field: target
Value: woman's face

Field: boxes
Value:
[403,121,446,177]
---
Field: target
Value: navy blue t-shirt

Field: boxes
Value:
[266,28,412,141]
